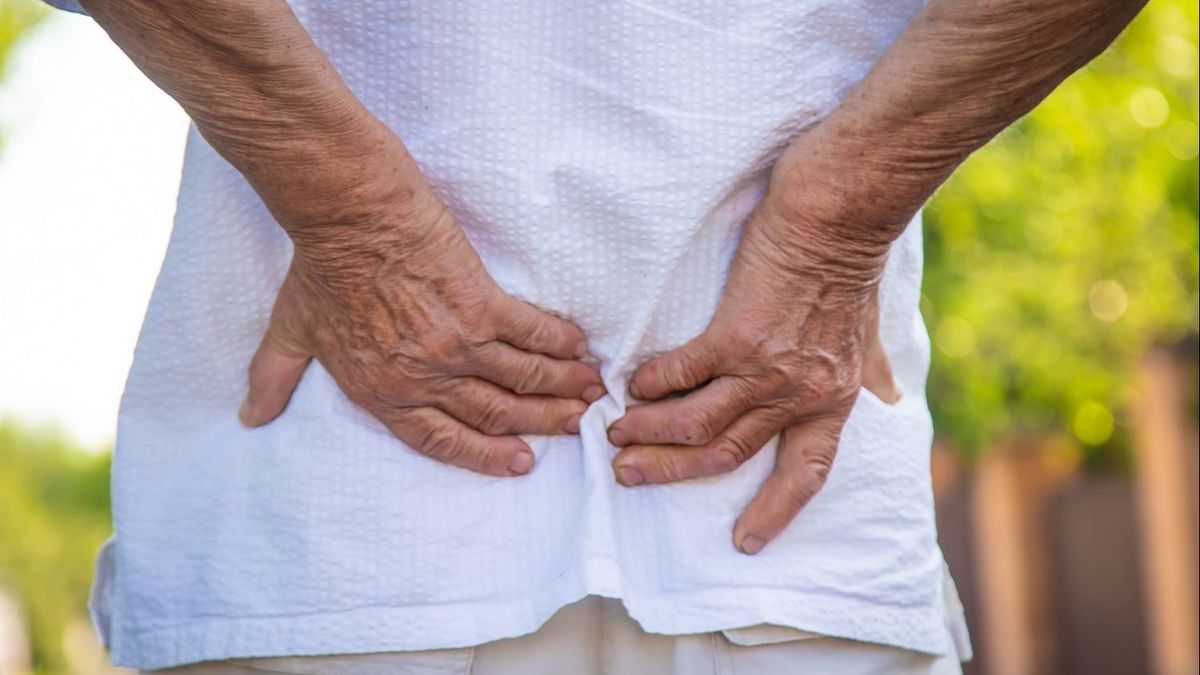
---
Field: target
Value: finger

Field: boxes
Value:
[380,406,536,477]
[435,378,589,436]
[495,297,588,360]
[732,414,846,555]
[628,333,720,401]
[611,408,781,486]
[607,375,758,447]
[469,342,605,401]
[240,317,312,427]
[860,330,902,404]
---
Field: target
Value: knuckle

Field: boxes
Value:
[510,359,546,395]
[663,359,696,390]
[726,374,761,401]
[275,311,310,349]
[650,454,684,482]
[422,331,467,366]
[461,438,502,471]
[714,434,755,466]
[806,367,837,396]
[711,447,742,474]
[785,364,842,411]
[758,365,793,397]
[522,316,554,349]
[550,367,583,396]
[460,321,494,353]
[781,471,817,511]
[724,323,765,355]
[462,307,499,345]
[806,453,835,486]
[559,360,590,385]
[464,340,501,369]
[475,395,514,434]
[430,375,468,403]
[376,367,426,405]
[780,455,835,511]
[419,423,465,463]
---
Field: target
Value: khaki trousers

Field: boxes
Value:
[148,594,966,675]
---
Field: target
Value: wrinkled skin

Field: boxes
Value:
[607,135,903,555]
[239,179,605,477]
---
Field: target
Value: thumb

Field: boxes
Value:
[861,331,901,404]
[859,287,901,404]
[239,304,312,427]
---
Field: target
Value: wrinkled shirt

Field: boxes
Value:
[51,0,958,669]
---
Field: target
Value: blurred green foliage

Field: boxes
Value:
[0,421,112,673]
[3,6,99,673]
[0,0,42,66]
[0,0,46,156]
[923,0,1199,459]
[0,0,45,79]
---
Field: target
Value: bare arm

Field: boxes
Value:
[773,0,1148,254]
[79,0,604,475]
[609,0,1146,553]
[77,0,403,228]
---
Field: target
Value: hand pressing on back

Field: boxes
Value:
[239,143,605,477]
[70,0,604,478]
[606,131,904,553]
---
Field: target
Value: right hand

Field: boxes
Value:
[238,179,605,477]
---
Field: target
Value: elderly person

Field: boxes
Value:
[47,0,1143,672]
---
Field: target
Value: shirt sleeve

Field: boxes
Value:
[42,0,88,15]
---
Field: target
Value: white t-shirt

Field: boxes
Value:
[59,0,961,669]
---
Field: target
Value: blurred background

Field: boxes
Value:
[0,0,1196,673]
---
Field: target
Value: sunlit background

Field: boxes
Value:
[0,0,1196,673]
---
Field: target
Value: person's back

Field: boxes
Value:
[45,0,1145,672]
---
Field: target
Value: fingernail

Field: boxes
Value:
[608,428,629,446]
[628,380,643,399]
[616,465,644,486]
[574,340,589,358]
[238,399,257,426]
[582,385,605,403]
[509,451,535,475]
[564,414,581,433]
[738,535,765,555]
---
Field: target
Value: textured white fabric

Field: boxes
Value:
[145,586,967,675]
[57,0,962,669]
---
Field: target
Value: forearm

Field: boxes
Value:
[78,0,424,230]
[773,0,1146,248]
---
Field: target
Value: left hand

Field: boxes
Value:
[606,137,904,555]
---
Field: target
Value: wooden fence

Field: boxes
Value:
[936,343,1199,675]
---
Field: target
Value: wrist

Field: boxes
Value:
[248,114,439,238]
[743,198,888,301]
[285,170,451,277]
[755,133,897,286]
[770,122,928,238]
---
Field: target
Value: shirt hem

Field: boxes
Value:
[107,583,948,670]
